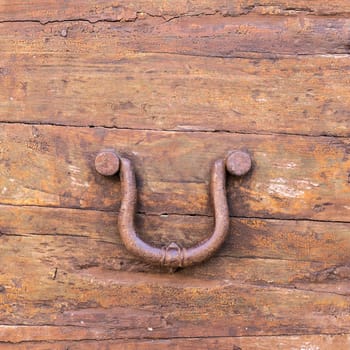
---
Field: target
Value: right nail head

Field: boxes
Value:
[225,150,252,176]
[95,150,120,176]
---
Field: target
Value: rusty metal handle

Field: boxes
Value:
[95,150,252,269]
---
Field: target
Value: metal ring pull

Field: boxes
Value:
[95,150,252,269]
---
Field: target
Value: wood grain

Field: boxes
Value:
[1,1,350,346]
[1,256,350,339]
[1,0,350,22]
[1,16,350,59]
[1,204,350,290]
[1,205,349,342]
[1,334,350,349]
[1,53,349,137]
[1,232,342,293]
[2,205,350,266]
[0,124,348,221]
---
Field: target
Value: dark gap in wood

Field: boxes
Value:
[0,330,349,343]
[2,8,350,25]
[0,120,348,139]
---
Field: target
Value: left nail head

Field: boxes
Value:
[95,150,120,176]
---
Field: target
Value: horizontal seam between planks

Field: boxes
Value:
[0,331,350,344]
[0,120,348,139]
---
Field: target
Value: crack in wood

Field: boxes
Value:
[0,202,349,224]
[0,120,348,140]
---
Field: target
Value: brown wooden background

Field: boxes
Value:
[0,1,350,349]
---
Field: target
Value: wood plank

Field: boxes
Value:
[1,205,350,340]
[1,257,350,339]
[0,226,347,287]
[1,334,350,348]
[1,53,349,137]
[2,2,350,345]
[0,124,348,221]
[1,16,350,58]
[2,222,350,296]
[1,0,349,22]
[2,205,350,266]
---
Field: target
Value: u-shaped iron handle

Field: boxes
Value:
[95,150,252,269]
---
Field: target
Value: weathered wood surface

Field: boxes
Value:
[2,236,350,340]
[1,0,350,22]
[2,255,350,340]
[1,335,350,349]
[0,204,350,342]
[1,1,350,347]
[1,53,349,137]
[0,124,348,221]
[1,204,349,283]
[1,16,350,58]
[3,205,350,265]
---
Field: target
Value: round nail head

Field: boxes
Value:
[226,151,252,176]
[95,151,120,176]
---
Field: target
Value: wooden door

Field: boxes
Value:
[0,2,349,349]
